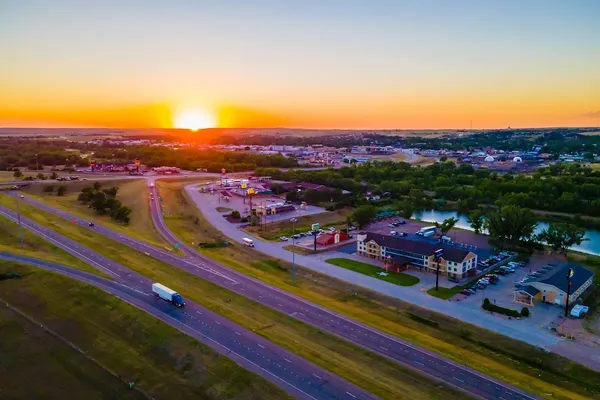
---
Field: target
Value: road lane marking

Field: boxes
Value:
[454,377,465,383]
[284,358,291,363]
[346,392,356,398]
[258,344,265,349]
[214,321,221,325]
[414,361,424,366]
[312,374,322,379]
[235,332,241,336]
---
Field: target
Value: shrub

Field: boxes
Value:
[521,307,530,317]
[483,298,491,306]
[482,302,521,318]
[230,210,241,219]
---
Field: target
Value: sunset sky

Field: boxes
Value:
[1,0,599,130]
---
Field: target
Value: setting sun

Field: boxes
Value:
[174,108,216,131]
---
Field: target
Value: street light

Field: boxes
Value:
[434,249,443,291]
[564,267,574,318]
[290,217,297,284]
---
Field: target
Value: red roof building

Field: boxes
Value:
[316,231,348,246]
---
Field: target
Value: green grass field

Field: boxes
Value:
[154,179,600,400]
[0,214,104,276]
[0,261,288,400]
[1,189,466,400]
[427,286,462,300]
[20,179,170,249]
[326,258,420,286]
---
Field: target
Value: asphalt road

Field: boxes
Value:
[0,210,376,400]
[3,191,539,400]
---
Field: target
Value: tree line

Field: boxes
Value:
[256,160,600,219]
[77,182,132,224]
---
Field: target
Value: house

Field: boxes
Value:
[316,231,348,246]
[356,232,477,280]
[514,263,594,307]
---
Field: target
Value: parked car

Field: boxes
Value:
[291,234,300,239]
[348,226,357,231]
[328,227,337,232]
[388,224,395,228]
[279,236,289,241]
[390,231,397,236]
[397,232,408,237]
[467,288,477,295]
[460,289,471,296]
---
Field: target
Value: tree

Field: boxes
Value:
[485,205,537,249]
[230,210,241,219]
[435,217,458,237]
[50,172,58,180]
[286,190,300,203]
[56,186,67,196]
[13,169,22,178]
[467,210,485,234]
[352,205,377,228]
[102,186,119,197]
[269,183,284,194]
[43,185,55,193]
[537,222,587,255]
[396,200,414,219]
[93,181,102,191]
[439,155,448,162]
[36,173,46,180]
[520,307,530,317]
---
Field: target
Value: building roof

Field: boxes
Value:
[534,263,594,294]
[518,286,541,297]
[363,232,472,263]
[391,255,411,265]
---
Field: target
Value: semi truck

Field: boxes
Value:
[152,283,185,307]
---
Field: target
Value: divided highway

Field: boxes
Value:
[0,207,376,400]
[5,192,538,400]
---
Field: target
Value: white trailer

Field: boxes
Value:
[152,283,185,307]
[243,238,255,247]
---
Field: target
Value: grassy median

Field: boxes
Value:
[21,179,170,249]
[0,261,288,400]
[154,179,600,400]
[0,214,104,276]
[0,192,466,400]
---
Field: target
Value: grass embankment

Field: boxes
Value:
[427,286,462,300]
[20,179,170,249]
[156,179,600,400]
[243,208,353,241]
[0,214,103,276]
[1,190,464,400]
[0,261,288,400]
[326,258,420,287]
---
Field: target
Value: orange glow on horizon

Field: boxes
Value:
[173,108,216,131]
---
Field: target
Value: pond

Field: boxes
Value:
[412,209,600,256]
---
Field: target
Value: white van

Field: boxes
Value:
[243,238,255,247]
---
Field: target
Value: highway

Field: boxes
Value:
[3,190,539,400]
[0,208,377,400]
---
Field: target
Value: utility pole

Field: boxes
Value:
[290,217,297,284]
[564,267,574,318]
[35,153,39,173]
[16,197,24,248]
[434,249,443,291]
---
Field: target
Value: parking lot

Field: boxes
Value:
[453,254,564,326]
